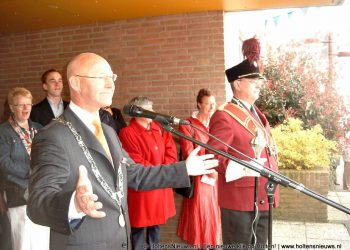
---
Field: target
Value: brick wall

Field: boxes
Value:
[0,11,226,245]
[274,169,329,222]
[0,11,226,120]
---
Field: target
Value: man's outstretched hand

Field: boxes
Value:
[74,165,106,218]
[185,146,218,176]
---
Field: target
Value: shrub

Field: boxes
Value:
[256,41,346,141]
[271,118,338,170]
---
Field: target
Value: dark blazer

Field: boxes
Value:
[99,107,126,135]
[30,98,69,126]
[27,107,189,250]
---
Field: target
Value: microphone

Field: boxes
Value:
[123,104,190,125]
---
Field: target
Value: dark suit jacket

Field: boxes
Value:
[27,107,189,250]
[30,98,69,126]
[99,107,126,135]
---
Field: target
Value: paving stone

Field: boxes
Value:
[306,223,349,240]
[270,190,350,247]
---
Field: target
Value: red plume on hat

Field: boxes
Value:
[225,36,263,83]
[242,36,260,64]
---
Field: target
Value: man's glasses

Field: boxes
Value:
[13,104,33,109]
[75,74,118,82]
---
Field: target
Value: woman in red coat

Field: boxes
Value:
[119,97,177,250]
[177,89,221,248]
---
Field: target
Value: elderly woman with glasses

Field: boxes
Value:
[0,87,49,250]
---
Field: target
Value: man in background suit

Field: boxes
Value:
[100,106,126,135]
[30,69,69,126]
[27,52,217,250]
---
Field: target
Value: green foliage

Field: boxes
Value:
[256,42,346,140]
[271,118,338,170]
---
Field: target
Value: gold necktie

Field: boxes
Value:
[92,118,112,160]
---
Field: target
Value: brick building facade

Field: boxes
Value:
[0,11,228,245]
[0,11,226,119]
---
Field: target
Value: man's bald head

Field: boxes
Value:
[67,53,106,79]
[66,53,115,113]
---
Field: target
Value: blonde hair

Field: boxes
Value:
[7,87,33,106]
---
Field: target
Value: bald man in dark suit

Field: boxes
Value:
[27,52,217,250]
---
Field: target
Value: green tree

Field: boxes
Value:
[256,41,346,140]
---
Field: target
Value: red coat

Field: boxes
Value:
[207,103,279,211]
[119,119,177,227]
[177,117,221,246]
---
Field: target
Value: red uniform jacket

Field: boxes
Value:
[119,119,177,227]
[207,103,279,211]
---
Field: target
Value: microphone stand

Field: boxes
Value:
[161,123,350,249]
[265,180,277,249]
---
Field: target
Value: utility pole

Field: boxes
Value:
[328,32,333,83]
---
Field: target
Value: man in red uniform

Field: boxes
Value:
[207,54,279,249]
[119,96,177,250]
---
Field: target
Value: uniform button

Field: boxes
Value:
[121,242,127,248]
[260,200,265,205]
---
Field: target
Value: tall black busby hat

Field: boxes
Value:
[225,59,263,83]
[226,36,264,83]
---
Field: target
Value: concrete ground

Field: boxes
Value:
[273,192,350,249]
[271,160,350,249]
